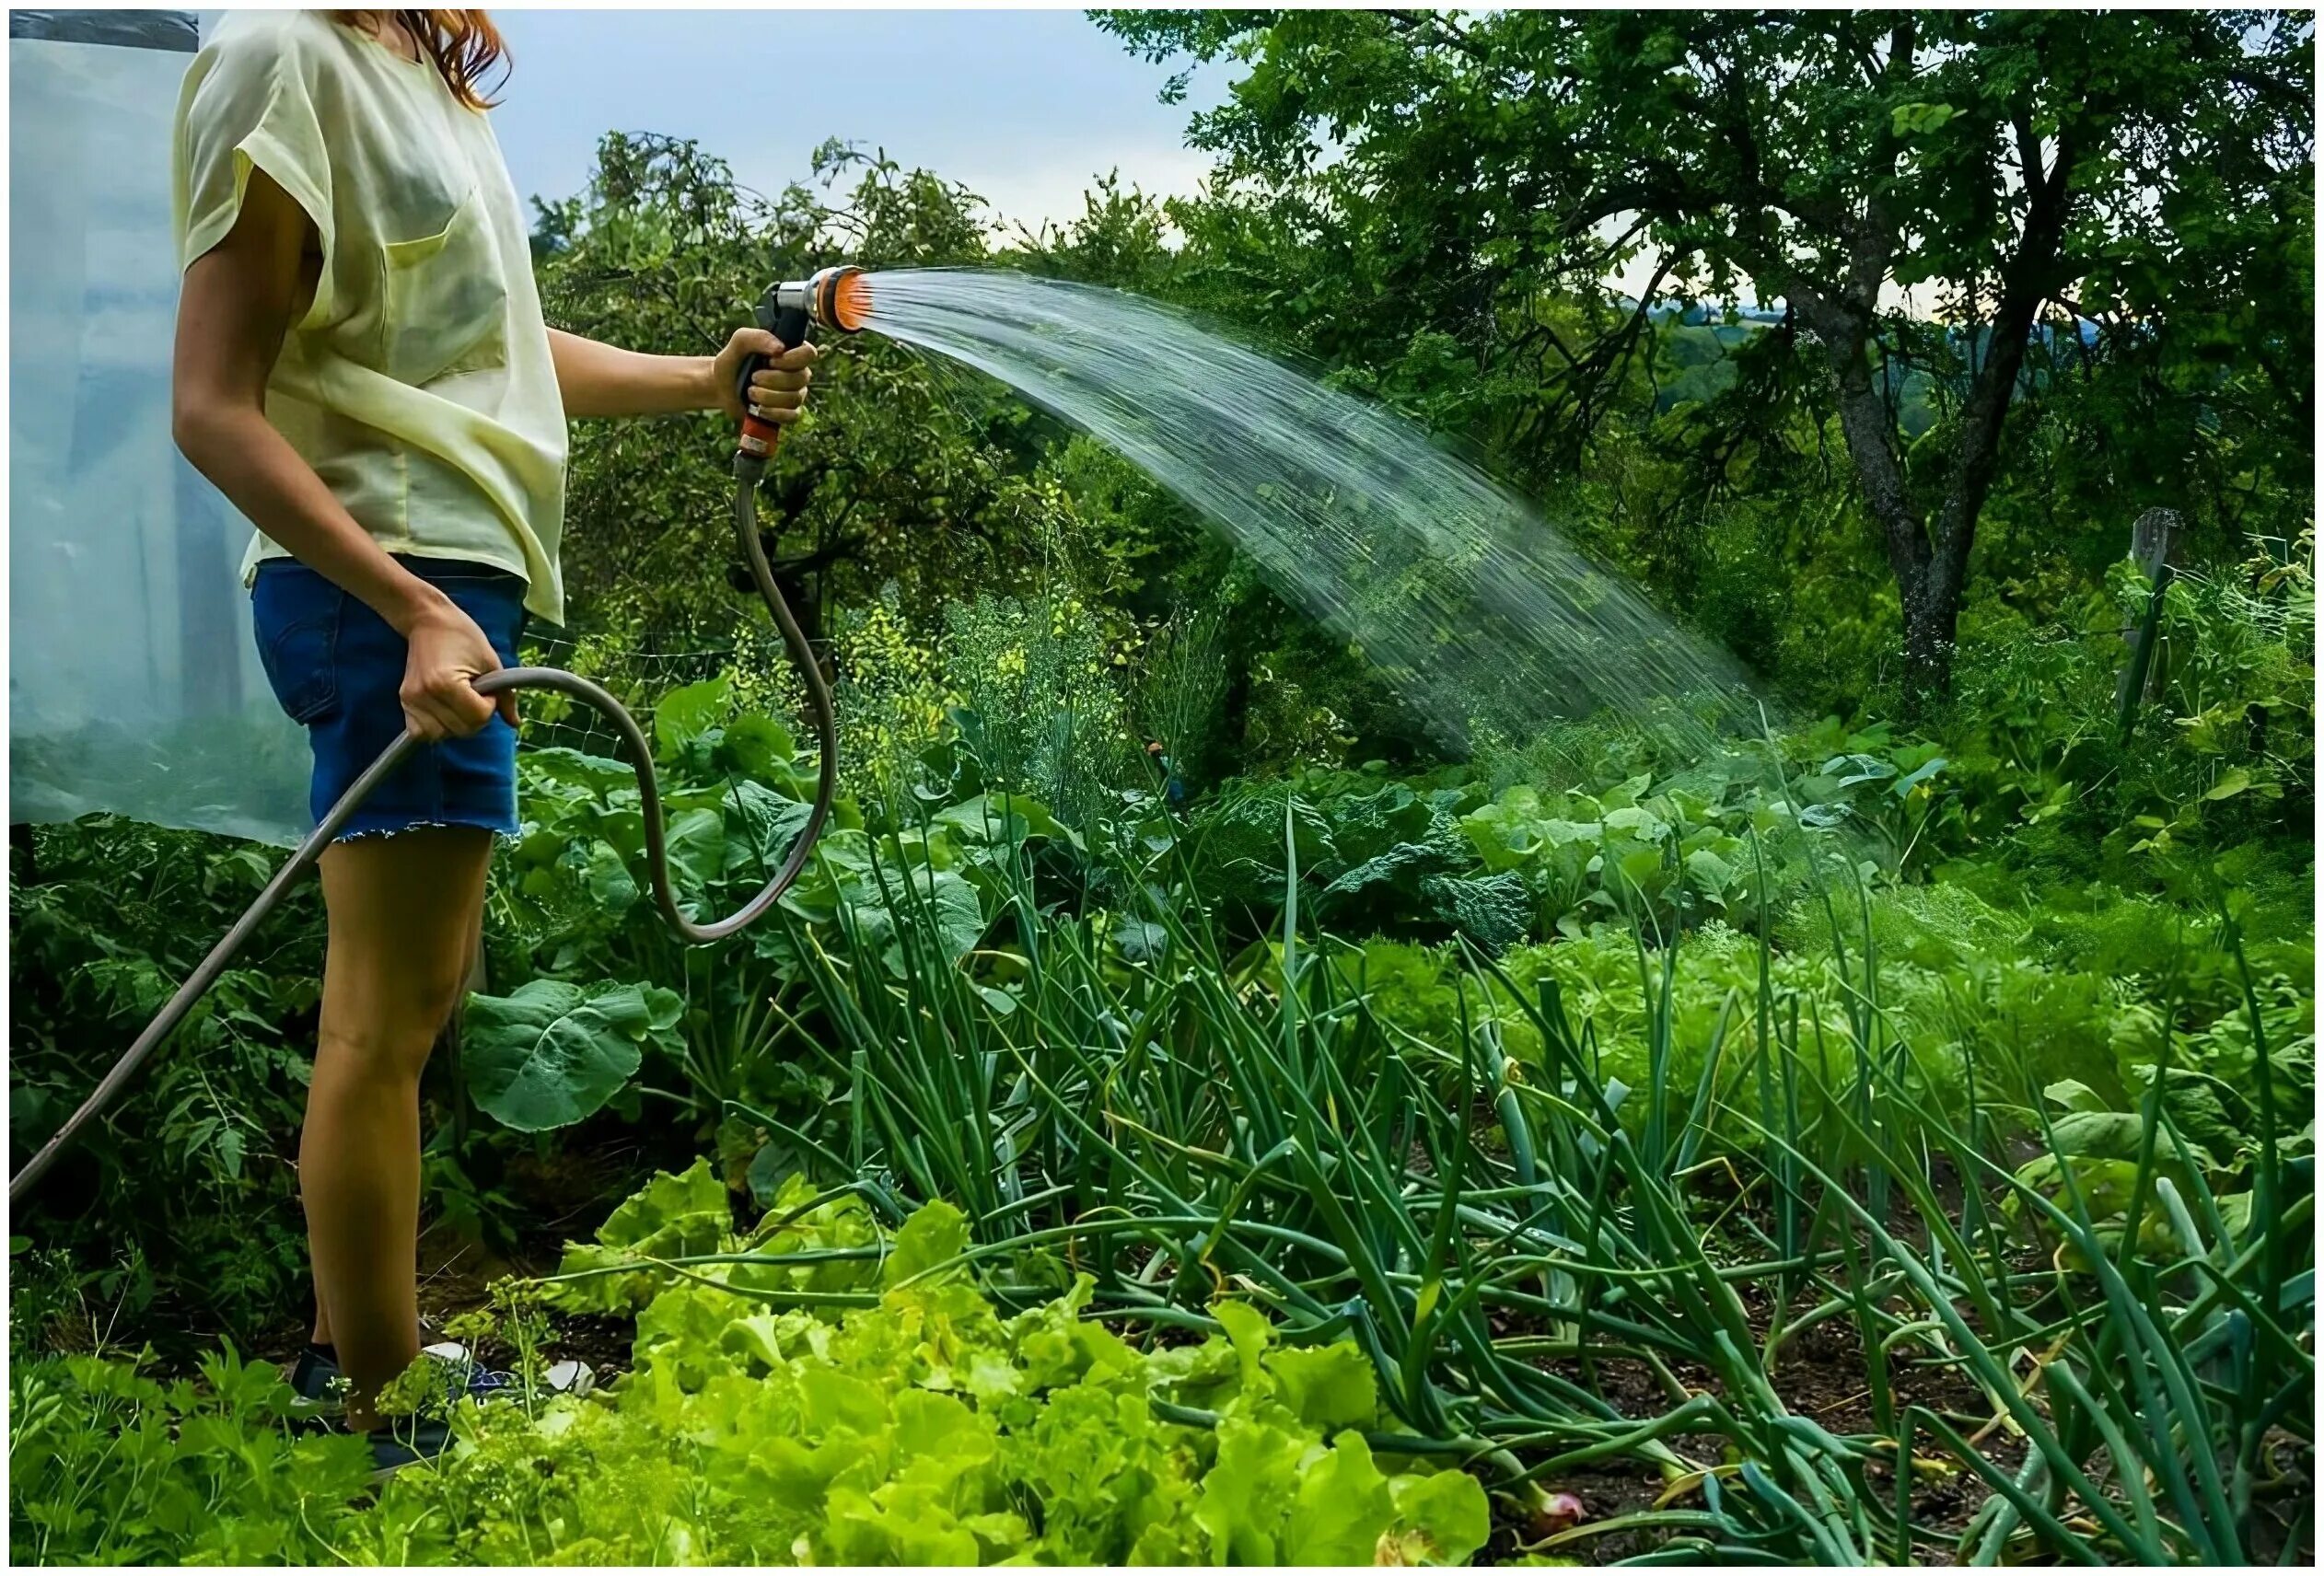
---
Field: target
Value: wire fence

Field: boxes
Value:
[516,626,818,761]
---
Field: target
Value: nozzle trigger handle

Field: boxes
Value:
[737,301,813,458]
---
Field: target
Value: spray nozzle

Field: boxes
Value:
[737,265,868,462]
[773,265,871,335]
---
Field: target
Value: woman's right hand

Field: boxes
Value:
[400,601,514,740]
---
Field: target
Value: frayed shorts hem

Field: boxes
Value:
[329,816,518,847]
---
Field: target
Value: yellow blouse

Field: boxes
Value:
[173,10,569,622]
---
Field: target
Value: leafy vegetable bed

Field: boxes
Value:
[12,1187,1489,1567]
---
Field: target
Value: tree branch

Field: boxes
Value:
[1385,9,1489,64]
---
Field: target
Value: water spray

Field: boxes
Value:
[9,272,867,1206]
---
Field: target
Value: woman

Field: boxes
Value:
[170,9,816,1467]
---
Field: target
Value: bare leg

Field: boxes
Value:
[301,827,492,1431]
[307,900,485,1354]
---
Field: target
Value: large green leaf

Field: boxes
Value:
[653,677,733,760]
[663,807,726,903]
[1319,785,1437,863]
[843,865,989,977]
[1458,791,1547,872]
[2047,1110,2146,1162]
[884,1199,970,1288]
[936,792,1069,847]
[1192,1415,1307,1563]
[582,840,638,916]
[522,747,639,795]
[1419,871,1531,951]
[543,1158,735,1314]
[720,780,815,875]
[1191,789,1338,904]
[598,1156,728,1248]
[1387,1470,1493,1564]
[464,979,682,1132]
[1322,840,1450,899]
[1264,1341,1377,1430]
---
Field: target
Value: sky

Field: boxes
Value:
[482,8,1228,237]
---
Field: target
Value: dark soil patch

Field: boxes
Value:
[1483,1240,2044,1564]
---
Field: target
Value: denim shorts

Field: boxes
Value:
[251,555,527,841]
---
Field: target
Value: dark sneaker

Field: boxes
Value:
[362,1414,452,1478]
[289,1344,343,1409]
[421,1340,598,1403]
[289,1339,478,1417]
[431,1341,511,1403]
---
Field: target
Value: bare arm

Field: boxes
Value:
[172,168,507,740]
[546,325,816,423]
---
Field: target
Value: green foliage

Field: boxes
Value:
[10,29,2317,1565]
[1184,738,1881,948]
[535,133,1102,662]
[7,1345,375,1565]
[1935,530,2315,894]
[10,1190,1492,1569]
[540,1159,881,1315]
[503,1194,1482,1569]
[462,979,686,1132]
[12,674,2311,1562]
[7,819,320,1342]
[494,678,1017,1130]
[940,588,1141,831]
[758,769,2312,1563]
[1097,8,2315,697]
[1324,877,2313,1161]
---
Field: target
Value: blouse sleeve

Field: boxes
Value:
[172,19,337,327]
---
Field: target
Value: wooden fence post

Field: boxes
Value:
[2115,507,2185,743]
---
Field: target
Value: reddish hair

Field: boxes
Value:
[339,11,509,109]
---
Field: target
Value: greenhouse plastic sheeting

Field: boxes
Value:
[10,18,310,847]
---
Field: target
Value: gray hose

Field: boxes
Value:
[9,450,834,1205]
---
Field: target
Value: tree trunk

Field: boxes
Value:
[1786,108,2074,710]
[1795,290,1965,702]
[1899,564,1962,703]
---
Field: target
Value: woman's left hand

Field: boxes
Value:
[712,329,818,426]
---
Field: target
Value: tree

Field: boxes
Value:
[532,133,1070,647]
[1097,8,2315,700]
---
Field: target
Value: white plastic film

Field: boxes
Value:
[9,20,309,848]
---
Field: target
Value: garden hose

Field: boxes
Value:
[8,270,867,1207]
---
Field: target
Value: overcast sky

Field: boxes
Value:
[482,7,1226,236]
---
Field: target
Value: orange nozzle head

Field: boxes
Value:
[815,265,871,332]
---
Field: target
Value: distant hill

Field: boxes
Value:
[1639,306,2099,435]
